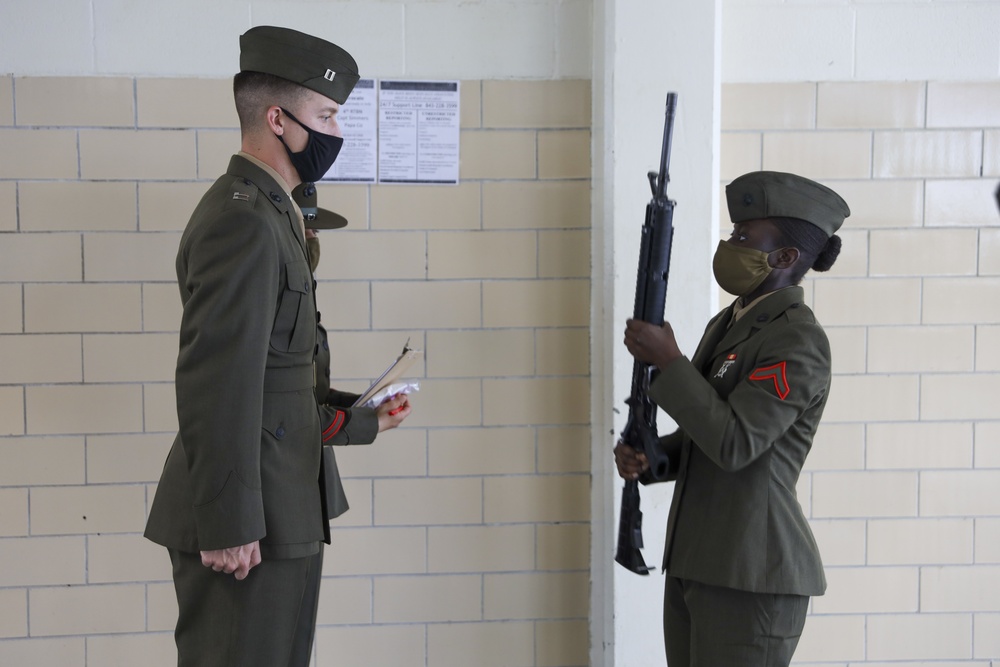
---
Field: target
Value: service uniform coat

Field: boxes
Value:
[144,154,371,557]
[645,286,828,596]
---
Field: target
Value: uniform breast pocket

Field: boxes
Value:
[710,355,737,381]
[270,260,315,354]
[708,353,741,396]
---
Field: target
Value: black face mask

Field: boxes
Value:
[277,108,344,182]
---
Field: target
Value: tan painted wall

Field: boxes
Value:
[0,76,592,667]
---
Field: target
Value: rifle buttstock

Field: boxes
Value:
[614,480,653,575]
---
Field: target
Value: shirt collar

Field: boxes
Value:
[730,285,796,326]
[237,151,305,222]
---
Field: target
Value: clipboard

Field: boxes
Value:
[352,339,423,407]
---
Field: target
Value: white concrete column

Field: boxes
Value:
[590,0,722,664]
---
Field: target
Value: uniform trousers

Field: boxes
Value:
[168,544,324,667]
[663,575,809,667]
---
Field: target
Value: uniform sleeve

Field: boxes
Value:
[319,405,379,446]
[326,389,362,408]
[649,321,831,472]
[175,208,277,550]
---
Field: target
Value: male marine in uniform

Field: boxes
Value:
[145,27,410,667]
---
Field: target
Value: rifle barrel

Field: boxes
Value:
[656,92,678,201]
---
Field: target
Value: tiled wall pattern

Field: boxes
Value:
[721,82,1000,666]
[0,76,592,667]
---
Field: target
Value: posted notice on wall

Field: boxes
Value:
[323,78,377,183]
[378,80,460,185]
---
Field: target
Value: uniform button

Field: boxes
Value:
[243,178,253,186]
[743,193,754,206]
[316,311,322,322]
[276,425,286,438]
[791,302,800,309]
[304,281,311,292]
[270,192,282,203]
[322,340,329,351]
[756,314,769,322]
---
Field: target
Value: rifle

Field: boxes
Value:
[615,92,678,575]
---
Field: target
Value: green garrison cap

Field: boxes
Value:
[240,26,359,104]
[292,182,348,230]
[726,171,850,237]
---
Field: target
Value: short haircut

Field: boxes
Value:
[233,71,310,133]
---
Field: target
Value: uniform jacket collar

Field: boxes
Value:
[692,286,806,372]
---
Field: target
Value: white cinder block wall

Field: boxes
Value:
[2,0,1000,665]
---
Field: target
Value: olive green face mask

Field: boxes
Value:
[712,240,775,296]
[307,237,321,274]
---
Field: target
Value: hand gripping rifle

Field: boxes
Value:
[615,92,678,575]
